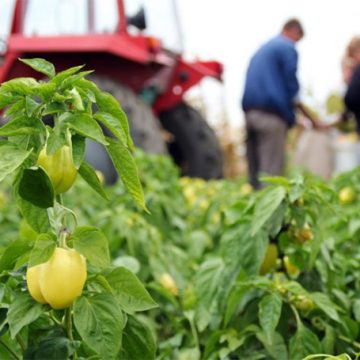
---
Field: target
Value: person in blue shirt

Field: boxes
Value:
[343,37,360,133]
[242,18,321,189]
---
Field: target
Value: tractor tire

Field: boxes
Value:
[90,76,168,154]
[159,103,224,179]
[84,76,168,184]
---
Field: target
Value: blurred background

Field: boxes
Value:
[179,0,360,126]
[1,0,359,178]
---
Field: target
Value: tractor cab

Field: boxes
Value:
[125,0,183,53]
[1,0,182,52]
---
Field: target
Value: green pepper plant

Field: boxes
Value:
[0,58,157,359]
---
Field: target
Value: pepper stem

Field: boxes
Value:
[59,229,70,248]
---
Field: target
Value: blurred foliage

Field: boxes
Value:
[2,151,360,358]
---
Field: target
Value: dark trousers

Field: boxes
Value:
[245,110,288,189]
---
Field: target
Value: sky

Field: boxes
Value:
[1,0,360,126]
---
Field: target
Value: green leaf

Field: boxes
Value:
[53,92,69,103]
[28,233,57,267]
[0,285,5,303]
[289,325,321,360]
[0,144,32,182]
[45,128,66,156]
[73,294,125,359]
[72,226,110,268]
[221,222,268,276]
[267,201,287,237]
[251,186,287,235]
[119,315,156,360]
[180,348,201,360]
[260,176,290,187]
[224,286,247,326]
[0,116,41,137]
[332,289,351,311]
[37,82,57,101]
[322,325,335,354]
[0,92,14,108]
[31,337,80,360]
[321,355,352,360]
[64,113,108,145]
[19,218,38,241]
[0,238,33,273]
[94,111,127,145]
[82,87,96,103]
[4,98,25,116]
[51,65,84,86]
[43,101,68,116]
[20,58,56,78]
[68,87,84,111]
[258,293,282,344]
[196,257,225,304]
[25,96,40,117]
[106,137,147,211]
[353,299,360,322]
[71,134,86,168]
[203,331,225,359]
[17,196,51,233]
[7,292,43,339]
[105,267,157,313]
[60,71,94,89]
[18,167,54,209]
[311,292,340,322]
[283,281,309,296]
[1,77,39,96]
[78,161,108,200]
[94,90,133,149]
[256,331,288,360]
[340,316,358,340]
[113,256,140,274]
[195,257,225,329]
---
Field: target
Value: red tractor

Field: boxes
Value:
[0,0,224,182]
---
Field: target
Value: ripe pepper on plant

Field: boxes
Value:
[37,145,77,194]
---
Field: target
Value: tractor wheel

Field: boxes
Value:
[85,76,168,183]
[159,103,224,179]
[90,76,167,154]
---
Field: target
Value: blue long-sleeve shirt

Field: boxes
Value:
[242,35,300,126]
[344,64,360,133]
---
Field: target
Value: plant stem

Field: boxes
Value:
[58,205,78,230]
[65,307,73,341]
[339,335,360,350]
[65,307,77,360]
[0,339,20,360]
[303,356,351,360]
[191,322,200,350]
[59,230,69,248]
[15,334,26,353]
[290,304,302,328]
[50,312,64,327]
[56,194,63,205]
